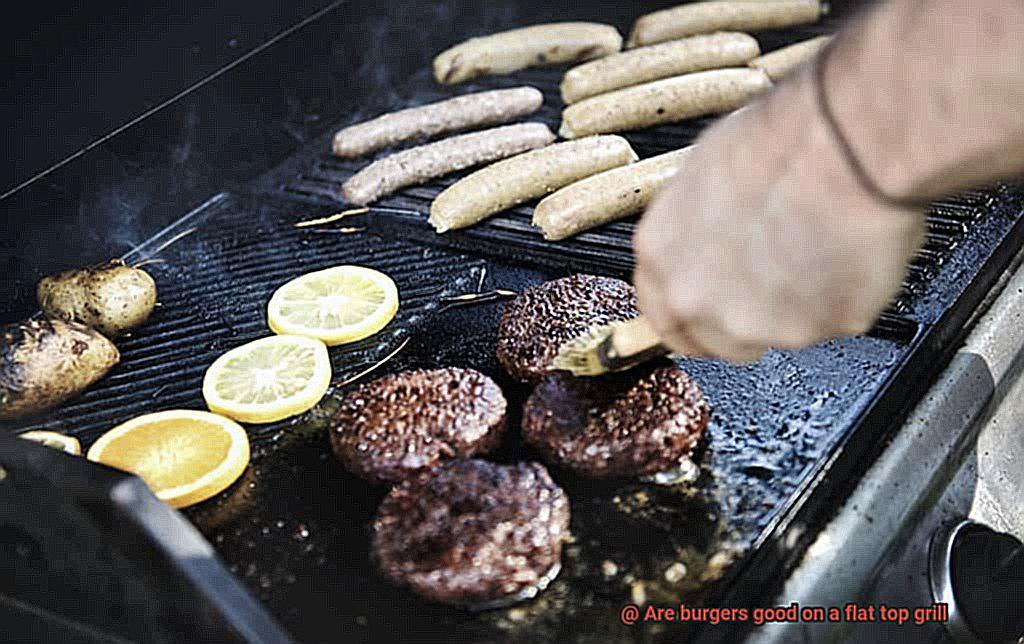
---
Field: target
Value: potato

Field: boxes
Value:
[37,261,157,337]
[0,317,120,419]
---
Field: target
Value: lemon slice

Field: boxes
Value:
[19,430,82,455]
[267,265,399,346]
[202,335,331,423]
[87,410,249,509]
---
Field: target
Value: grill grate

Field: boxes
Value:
[275,60,997,344]
[2,192,488,443]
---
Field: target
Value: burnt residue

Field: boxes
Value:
[0,318,119,420]
[0,321,31,406]
[179,273,894,644]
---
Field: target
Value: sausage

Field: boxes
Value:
[749,35,832,81]
[37,261,157,337]
[0,318,119,419]
[433,22,622,85]
[331,87,544,158]
[560,32,760,104]
[533,147,694,240]
[341,123,556,205]
[559,68,772,139]
[429,135,638,233]
[628,1,823,48]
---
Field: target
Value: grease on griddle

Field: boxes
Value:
[293,207,369,228]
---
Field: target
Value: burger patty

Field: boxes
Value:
[371,459,570,606]
[522,364,710,478]
[496,274,638,381]
[330,368,506,484]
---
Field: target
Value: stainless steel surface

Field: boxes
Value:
[748,255,1024,644]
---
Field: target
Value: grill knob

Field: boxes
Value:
[930,520,1024,644]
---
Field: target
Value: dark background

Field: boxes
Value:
[1,1,332,195]
[0,1,339,322]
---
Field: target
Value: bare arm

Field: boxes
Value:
[826,0,1024,200]
[634,0,1024,361]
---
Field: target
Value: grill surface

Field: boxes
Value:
[4,1,1024,643]
[270,44,996,344]
[4,192,489,444]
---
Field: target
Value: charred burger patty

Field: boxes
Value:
[496,274,638,381]
[522,364,710,478]
[371,459,570,606]
[330,367,506,484]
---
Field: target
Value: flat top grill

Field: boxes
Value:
[4,1,1024,643]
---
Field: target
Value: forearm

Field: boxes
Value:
[821,0,1024,200]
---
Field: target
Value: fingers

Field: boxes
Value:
[634,263,703,358]
[686,315,770,363]
[635,263,768,362]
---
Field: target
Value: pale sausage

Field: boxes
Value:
[561,32,760,104]
[429,136,638,232]
[533,147,694,240]
[342,123,556,205]
[628,1,823,48]
[434,23,622,85]
[332,87,544,158]
[559,68,772,139]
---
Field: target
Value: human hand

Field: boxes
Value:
[633,67,925,362]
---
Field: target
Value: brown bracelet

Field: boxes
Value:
[812,40,932,211]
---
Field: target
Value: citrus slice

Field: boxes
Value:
[267,265,399,346]
[86,410,249,509]
[19,430,82,455]
[202,335,331,423]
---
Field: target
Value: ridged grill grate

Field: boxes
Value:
[275,60,999,344]
[2,193,488,442]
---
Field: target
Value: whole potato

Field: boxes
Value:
[37,261,157,337]
[0,317,120,419]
